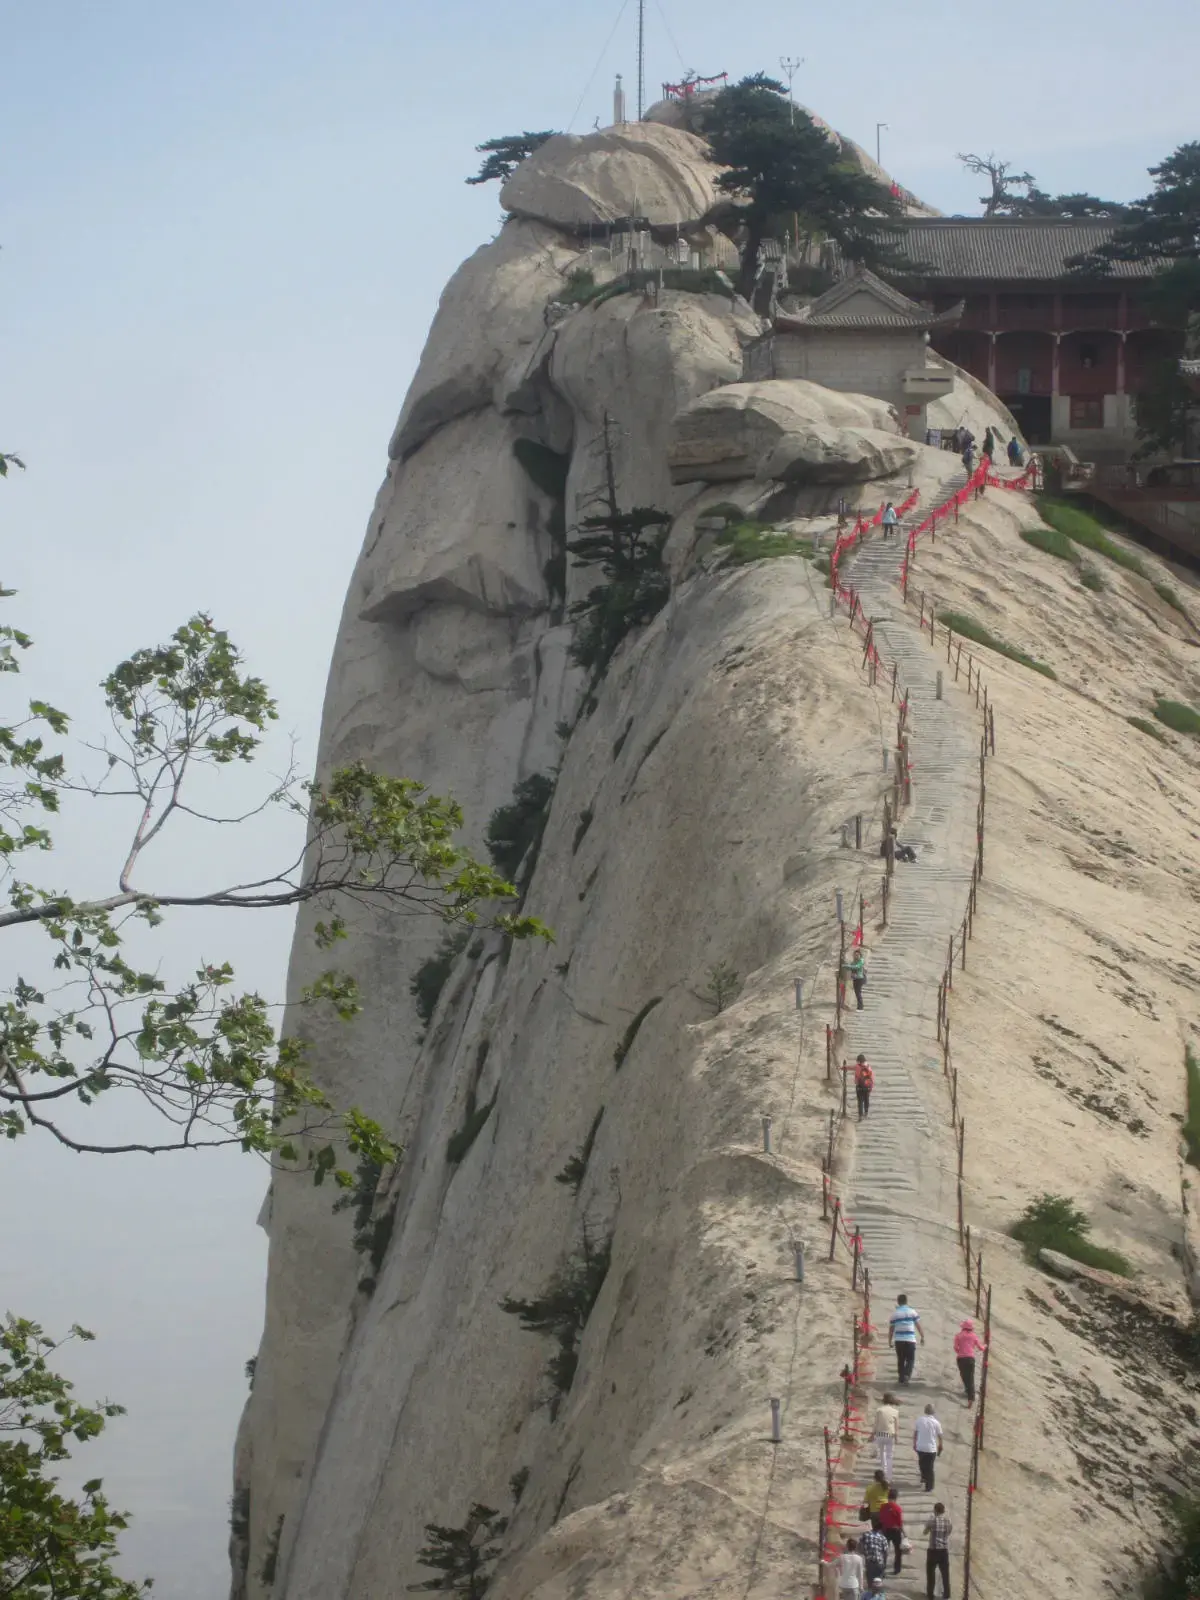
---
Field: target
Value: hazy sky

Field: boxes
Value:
[1,1,1194,1593]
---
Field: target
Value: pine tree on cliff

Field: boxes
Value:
[408,1505,508,1598]
[957,153,1126,218]
[466,131,557,186]
[566,416,670,677]
[703,74,903,300]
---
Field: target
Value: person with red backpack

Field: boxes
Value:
[854,1054,874,1118]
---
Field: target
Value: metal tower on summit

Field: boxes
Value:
[636,0,645,120]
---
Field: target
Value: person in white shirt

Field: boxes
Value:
[912,1403,944,1492]
[872,1391,900,1480]
[833,1537,865,1599]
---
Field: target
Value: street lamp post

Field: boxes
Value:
[876,122,889,167]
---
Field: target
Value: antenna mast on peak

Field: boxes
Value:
[636,0,645,119]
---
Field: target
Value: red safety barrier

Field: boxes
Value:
[900,458,1037,598]
[815,455,1016,1593]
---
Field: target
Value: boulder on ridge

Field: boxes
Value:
[500,123,720,231]
[758,423,919,484]
[667,379,910,484]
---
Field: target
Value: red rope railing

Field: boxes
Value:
[813,457,1036,1592]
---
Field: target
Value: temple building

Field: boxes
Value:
[743,266,962,439]
[878,218,1180,460]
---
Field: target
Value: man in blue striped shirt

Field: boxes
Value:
[888,1294,924,1383]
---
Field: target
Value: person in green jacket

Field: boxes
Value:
[849,948,867,1009]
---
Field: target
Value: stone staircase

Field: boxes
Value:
[835,483,980,1596]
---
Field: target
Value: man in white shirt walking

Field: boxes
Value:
[888,1294,923,1384]
[913,1403,944,1493]
[832,1536,865,1600]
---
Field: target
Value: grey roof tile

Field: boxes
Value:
[877,219,1158,281]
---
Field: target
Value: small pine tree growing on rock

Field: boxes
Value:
[704,74,903,299]
[466,132,558,186]
[500,1222,613,1415]
[485,774,556,883]
[567,415,670,677]
[702,962,740,1013]
[408,1504,509,1597]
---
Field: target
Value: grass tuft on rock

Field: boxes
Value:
[1184,1046,1200,1169]
[1011,1192,1132,1277]
[1020,524,1079,564]
[486,773,556,882]
[1037,499,1193,621]
[556,1107,604,1193]
[1038,497,1149,577]
[715,521,815,566]
[1127,715,1168,743]
[936,611,1057,679]
[1153,697,1200,736]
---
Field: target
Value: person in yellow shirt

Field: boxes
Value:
[862,1471,891,1526]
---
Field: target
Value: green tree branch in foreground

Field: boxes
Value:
[0,607,548,1178]
[0,1315,149,1597]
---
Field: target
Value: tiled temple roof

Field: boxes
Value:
[875,218,1158,282]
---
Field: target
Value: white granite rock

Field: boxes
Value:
[550,290,760,573]
[500,123,720,230]
[667,378,903,484]
[757,422,919,484]
[388,220,581,461]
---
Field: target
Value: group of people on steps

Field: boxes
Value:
[826,459,1000,1599]
[826,1296,986,1599]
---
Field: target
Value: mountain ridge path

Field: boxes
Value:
[837,480,982,1598]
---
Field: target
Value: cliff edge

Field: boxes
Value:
[232,122,1200,1600]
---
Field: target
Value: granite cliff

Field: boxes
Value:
[233,121,1200,1600]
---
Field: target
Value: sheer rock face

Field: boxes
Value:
[233,126,777,1600]
[500,124,720,231]
[362,410,554,623]
[388,221,582,462]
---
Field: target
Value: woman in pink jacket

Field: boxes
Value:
[953,1319,987,1405]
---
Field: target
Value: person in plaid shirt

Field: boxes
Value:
[923,1502,953,1599]
[860,1525,890,1587]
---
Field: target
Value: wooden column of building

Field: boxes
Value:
[1052,292,1062,400]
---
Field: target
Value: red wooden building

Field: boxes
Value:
[879,219,1180,459]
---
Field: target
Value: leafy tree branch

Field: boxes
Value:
[0,606,549,1176]
[0,1314,149,1597]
